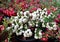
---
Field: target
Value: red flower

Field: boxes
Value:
[54,18,60,23]
[0,25,5,32]
[3,8,17,17]
[41,37,48,42]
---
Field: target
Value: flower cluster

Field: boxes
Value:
[6,8,58,39]
[3,8,17,17]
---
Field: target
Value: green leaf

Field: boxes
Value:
[44,17,49,22]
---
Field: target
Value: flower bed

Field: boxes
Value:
[0,0,60,42]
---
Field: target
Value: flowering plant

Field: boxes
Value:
[6,8,59,40]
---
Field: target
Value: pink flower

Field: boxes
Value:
[50,6,58,12]
[30,7,37,13]
[5,38,8,42]
[57,14,60,19]
[19,1,29,11]
[41,37,48,42]
[35,4,41,8]
[3,8,17,17]
[0,25,5,32]
[29,0,35,6]
[45,34,49,37]
[47,10,51,15]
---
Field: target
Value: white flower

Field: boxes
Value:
[23,31,29,37]
[34,29,42,39]
[45,11,47,15]
[24,12,27,16]
[40,15,43,19]
[29,13,32,16]
[27,29,31,32]
[24,11,29,16]
[20,11,23,14]
[36,24,38,27]
[40,18,44,22]
[37,14,40,17]
[23,32,27,37]
[19,18,23,23]
[28,21,32,26]
[13,29,16,33]
[14,24,19,30]
[34,35,39,39]
[18,32,22,35]
[29,23,32,26]
[48,14,51,17]
[42,22,45,27]
[12,23,15,27]
[14,16,19,19]
[53,27,57,30]
[32,14,37,20]
[46,23,53,30]
[37,8,42,12]
[29,31,32,36]
[14,19,18,22]
[22,18,27,23]
[26,11,29,13]
[18,25,23,30]
[53,24,56,28]
[17,12,19,16]
[38,30,42,39]
[44,15,47,17]
[6,27,11,31]
[47,23,49,25]
[41,11,45,15]
[33,11,37,14]
[18,30,24,35]
[43,8,47,11]
[48,27,53,30]
[34,28,37,33]
[23,29,32,37]
[52,22,56,25]
[39,30,42,35]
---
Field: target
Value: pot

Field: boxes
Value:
[11,33,38,42]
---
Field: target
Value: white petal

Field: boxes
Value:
[6,27,11,31]
[34,35,39,39]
